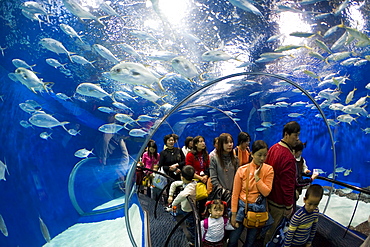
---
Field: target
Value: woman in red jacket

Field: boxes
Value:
[186,135,210,217]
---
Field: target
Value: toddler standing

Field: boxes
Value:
[201,200,229,247]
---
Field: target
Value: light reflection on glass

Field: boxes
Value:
[156,0,191,26]
[278,12,313,45]
[79,0,103,9]
[347,5,365,30]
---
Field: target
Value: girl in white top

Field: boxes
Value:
[201,199,229,247]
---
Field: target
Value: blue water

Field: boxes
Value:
[1,0,370,246]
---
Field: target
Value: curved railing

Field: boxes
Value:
[116,72,337,246]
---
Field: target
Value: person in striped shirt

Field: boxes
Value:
[283,184,323,247]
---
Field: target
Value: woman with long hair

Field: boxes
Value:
[209,133,239,204]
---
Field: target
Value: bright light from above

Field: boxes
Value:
[156,0,190,26]
[347,4,365,30]
[278,12,313,45]
[79,0,103,9]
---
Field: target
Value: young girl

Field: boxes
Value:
[141,140,160,197]
[201,200,228,247]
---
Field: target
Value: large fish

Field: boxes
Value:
[76,83,111,100]
[59,24,83,42]
[20,1,50,22]
[171,56,198,81]
[22,9,44,28]
[109,62,164,90]
[133,86,163,105]
[12,58,36,70]
[93,44,120,64]
[39,38,73,61]
[62,0,106,26]
[14,67,49,93]
[29,113,69,131]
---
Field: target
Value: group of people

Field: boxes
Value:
[137,121,322,247]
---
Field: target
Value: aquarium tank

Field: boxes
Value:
[0,0,369,246]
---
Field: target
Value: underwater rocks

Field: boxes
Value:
[330,185,370,203]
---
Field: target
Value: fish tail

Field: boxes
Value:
[61,122,70,132]
[157,78,165,91]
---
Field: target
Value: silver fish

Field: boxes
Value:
[261,121,274,127]
[12,58,35,70]
[109,62,163,90]
[76,83,111,100]
[40,132,52,140]
[20,120,33,128]
[133,86,162,105]
[171,56,198,80]
[39,216,50,243]
[249,91,263,97]
[67,129,80,136]
[39,38,73,61]
[114,113,137,130]
[201,50,234,62]
[62,0,105,26]
[70,55,95,68]
[74,148,93,158]
[117,43,141,61]
[343,169,352,176]
[98,106,116,114]
[21,9,44,29]
[329,103,344,111]
[112,102,133,112]
[336,114,357,124]
[228,0,263,17]
[93,44,120,64]
[46,58,67,69]
[56,93,72,101]
[21,1,50,22]
[345,88,357,104]
[361,128,370,134]
[59,24,83,42]
[288,113,304,117]
[136,114,156,122]
[129,128,148,137]
[0,214,8,237]
[113,91,138,102]
[100,1,120,16]
[29,113,69,130]
[130,30,159,43]
[148,50,178,61]
[98,123,124,133]
[14,67,47,93]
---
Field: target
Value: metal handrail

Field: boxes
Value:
[163,195,202,247]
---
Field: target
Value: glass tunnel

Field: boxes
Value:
[0,0,370,246]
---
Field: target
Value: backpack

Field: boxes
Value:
[202,216,228,241]
[266,217,290,247]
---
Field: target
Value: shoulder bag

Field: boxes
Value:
[242,164,269,228]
